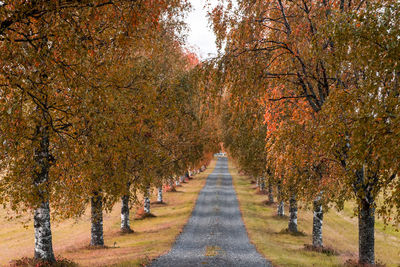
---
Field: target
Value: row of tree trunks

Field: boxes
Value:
[257,182,324,247]
[271,183,325,247]
[37,167,203,258]
[120,169,202,232]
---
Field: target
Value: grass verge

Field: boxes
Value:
[0,160,216,267]
[228,160,400,267]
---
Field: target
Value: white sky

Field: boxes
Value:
[185,0,219,60]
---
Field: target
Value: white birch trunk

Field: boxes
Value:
[90,193,104,246]
[34,201,55,261]
[144,187,151,214]
[33,125,55,262]
[157,187,163,203]
[288,194,298,232]
[144,197,150,213]
[312,195,323,247]
[121,195,133,233]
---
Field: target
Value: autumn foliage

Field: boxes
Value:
[0,0,219,263]
[211,0,400,265]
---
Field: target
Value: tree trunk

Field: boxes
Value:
[268,182,274,204]
[33,125,55,262]
[277,184,285,216]
[121,194,133,233]
[90,192,104,246]
[34,201,55,261]
[312,196,323,248]
[259,177,265,192]
[288,194,298,232]
[278,201,285,216]
[355,167,375,265]
[157,187,163,203]
[358,196,375,264]
[168,180,176,191]
[144,188,151,214]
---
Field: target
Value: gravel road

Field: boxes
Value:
[150,157,271,267]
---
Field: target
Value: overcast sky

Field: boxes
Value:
[185,0,219,60]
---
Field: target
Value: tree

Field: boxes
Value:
[0,0,190,261]
[313,2,400,263]
[211,0,399,263]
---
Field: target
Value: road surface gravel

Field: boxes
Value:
[150,157,271,267]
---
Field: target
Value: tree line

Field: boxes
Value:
[210,0,400,265]
[0,0,219,263]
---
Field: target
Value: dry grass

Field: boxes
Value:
[0,160,216,267]
[228,160,400,267]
